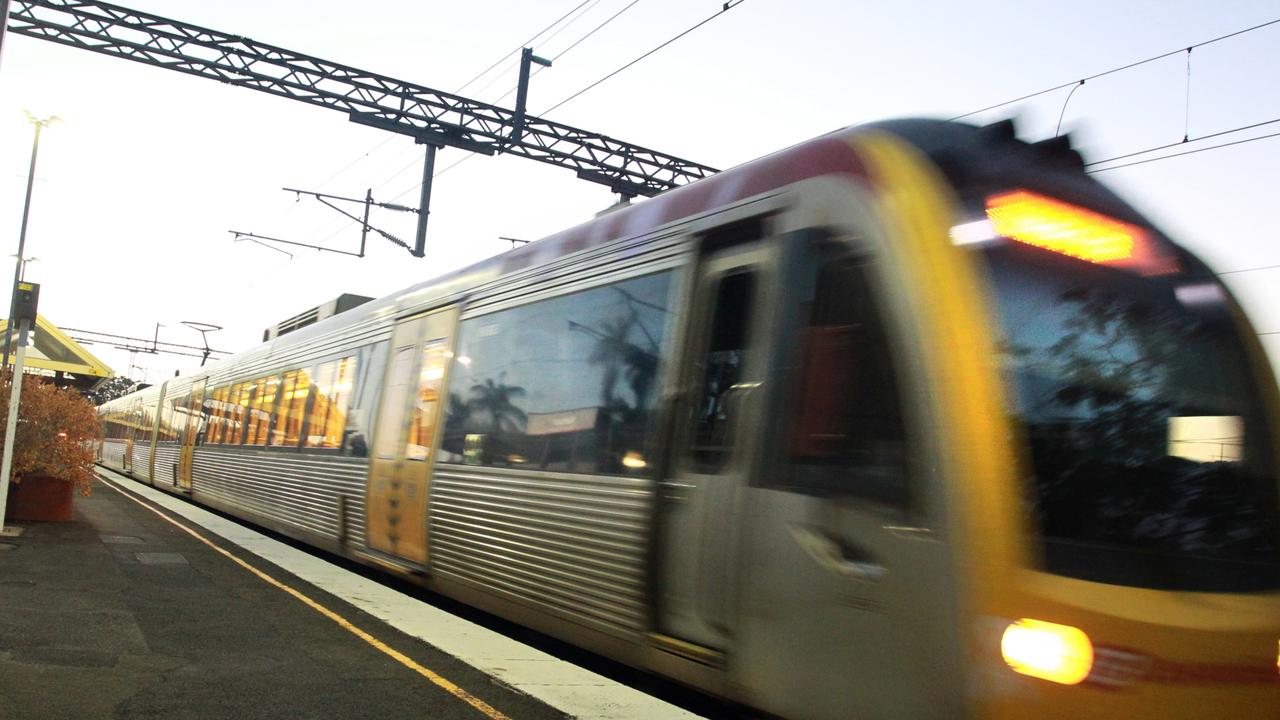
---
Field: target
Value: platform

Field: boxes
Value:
[0,471,704,720]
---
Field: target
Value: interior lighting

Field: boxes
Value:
[621,451,647,469]
[1001,618,1094,685]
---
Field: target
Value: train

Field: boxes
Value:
[98,118,1280,719]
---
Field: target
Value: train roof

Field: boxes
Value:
[104,116,1142,403]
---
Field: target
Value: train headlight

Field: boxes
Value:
[1000,618,1093,685]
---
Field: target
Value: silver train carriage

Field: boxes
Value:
[98,118,1280,720]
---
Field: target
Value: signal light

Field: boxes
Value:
[984,190,1178,275]
[1001,618,1094,685]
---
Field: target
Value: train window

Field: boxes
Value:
[243,378,268,446]
[227,383,248,445]
[205,387,223,444]
[690,270,756,474]
[781,242,908,504]
[374,347,415,460]
[305,356,356,450]
[213,386,230,444]
[269,371,301,447]
[284,370,311,447]
[170,392,190,444]
[407,340,448,461]
[980,242,1280,591]
[256,376,281,445]
[441,272,673,475]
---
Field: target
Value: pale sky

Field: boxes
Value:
[1,0,1277,385]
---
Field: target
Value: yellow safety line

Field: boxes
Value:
[97,474,512,720]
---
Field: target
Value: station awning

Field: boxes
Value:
[0,315,114,385]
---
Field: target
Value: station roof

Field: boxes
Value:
[0,315,113,382]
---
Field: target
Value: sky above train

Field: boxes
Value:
[0,0,1277,385]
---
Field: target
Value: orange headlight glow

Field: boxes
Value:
[1001,618,1094,685]
[985,191,1177,275]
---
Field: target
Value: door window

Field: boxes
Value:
[782,242,909,505]
[690,270,756,474]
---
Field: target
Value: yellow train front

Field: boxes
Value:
[96,118,1279,719]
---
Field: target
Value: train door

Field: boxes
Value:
[177,379,205,492]
[365,306,458,567]
[732,228,961,720]
[655,232,773,654]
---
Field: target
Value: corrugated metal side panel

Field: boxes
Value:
[101,440,126,469]
[190,450,370,546]
[428,466,653,637]
[130,444,151,480]
[154,443,180,486]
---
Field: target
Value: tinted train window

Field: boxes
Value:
[690,271,755,474]
[441,272,673,475]
[782,242,908,504]
[980,242,1279,592]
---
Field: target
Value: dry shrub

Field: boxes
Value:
[0,373,99,495]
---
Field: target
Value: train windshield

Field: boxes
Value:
[971,208,1280,592]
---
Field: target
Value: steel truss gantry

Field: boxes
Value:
[6,0,720,255]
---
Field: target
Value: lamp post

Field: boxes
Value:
[2,112,60,372]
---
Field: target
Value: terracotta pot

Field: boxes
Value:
[5,474,75,522]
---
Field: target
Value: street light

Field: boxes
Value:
[2,112,61,372]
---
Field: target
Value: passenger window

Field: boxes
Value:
[206,387,226,444]
[244,378,268,446]
[783,243,908,504]
[227,383,249,445]
[306,356,356,449]
[690,271,755,473]
[270,371,302,447]
[255,376,280,446]
[281,370,311,447]
[440,272,673,475]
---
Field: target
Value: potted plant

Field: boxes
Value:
[0,372,99,522]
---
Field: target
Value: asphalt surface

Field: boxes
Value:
[0,478,569,720]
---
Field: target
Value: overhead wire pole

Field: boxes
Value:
[7,0,720,247]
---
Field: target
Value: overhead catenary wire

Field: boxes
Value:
[453,0,595,95]
[1085,128,1280,173]
[466,0,607,99]
[950,17,1280,121]
[389,0,648,197]
[491,0,645,105]
[1084,116,1280,168]
[258,0,605,253]
[384,0,732,204]
[1217,262,1280,277]
[542,0,748,115]
[292,0,598,232]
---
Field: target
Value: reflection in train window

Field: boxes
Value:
[306,356,356,449]
[244,378,269,446]
[441,272,673,475]
[783,243,908,504]
[226,383,248,445]
[982,242,1279,591]
[407,340,448,461]
[206,386,228,444]
[272,370,310,447]
[690,270,755,474]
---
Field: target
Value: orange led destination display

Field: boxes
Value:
[985,190,1178,275]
